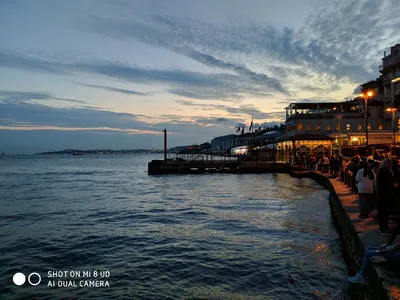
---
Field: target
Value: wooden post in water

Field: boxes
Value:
[162,128,167,162]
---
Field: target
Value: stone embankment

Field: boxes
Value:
[309,171,400,300]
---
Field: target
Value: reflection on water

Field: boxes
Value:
[0,155,350,299]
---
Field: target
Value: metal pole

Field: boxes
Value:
[339,105,342,155]
[365,97,369,156]
[393,110,396,155]
[163,128,167,162]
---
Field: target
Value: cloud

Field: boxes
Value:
[0,50,283,102]
[0,125,160,134]
[0,101,255,148]
[183,50,288,94]
[0,101,148,130]
[0,50,68,75]
[353,86,361,95]
[216,117,228,122]
[76,83,150,96]
[0,90,86,104]
[80,0,400,90]
[168,88,244,101]
[175,100,284,120]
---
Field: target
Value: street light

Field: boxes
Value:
[360,91,373,156]
[386,107,398,155]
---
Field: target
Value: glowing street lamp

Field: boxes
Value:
[360,91,374,156]
[386,107,398,155]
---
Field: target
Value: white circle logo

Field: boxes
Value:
[28,273,41,286]
[13,273,26,286]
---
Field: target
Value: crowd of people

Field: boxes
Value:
[298,152,400,224]
[296,151,400,284]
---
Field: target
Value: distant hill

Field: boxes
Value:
[36,149,164,155]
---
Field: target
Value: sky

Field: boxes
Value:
[1,0,400,154]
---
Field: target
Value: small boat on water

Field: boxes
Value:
[72,151,84,156]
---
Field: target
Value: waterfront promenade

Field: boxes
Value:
[313,171,400,300]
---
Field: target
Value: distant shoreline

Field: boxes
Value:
[34,149,164,155]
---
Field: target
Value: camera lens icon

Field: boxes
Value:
[28,273,41,286]
[13,272,41,286]
[13,273,26,286]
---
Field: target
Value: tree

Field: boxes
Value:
[393,93,400,109]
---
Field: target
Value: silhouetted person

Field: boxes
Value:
[355,161,376,218]
[376,158,394,234]
[392,159,400,216]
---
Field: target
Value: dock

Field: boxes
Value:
[148,154,290,174]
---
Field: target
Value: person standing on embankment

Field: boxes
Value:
[392,158,400,216]
[376,158,394,234]
[355,160,376,219]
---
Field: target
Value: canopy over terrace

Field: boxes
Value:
[285,100,360,119]
[277,134,334,160]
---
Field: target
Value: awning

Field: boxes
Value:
[277,134,333,141]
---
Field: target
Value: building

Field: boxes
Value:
[283,98,399,156]
[211,134,253,151]
[211,130,283,152]
[380,44,400,101]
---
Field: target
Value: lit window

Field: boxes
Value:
[367,123,371,130]
[307,123,312,131]
[346,123,351,131]
[297,123,303,130]
[327,123,332,131]
[316,123,321,131]
[379,123,384,130]
[357,124,362,130]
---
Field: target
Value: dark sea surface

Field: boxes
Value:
[0,154,350,299]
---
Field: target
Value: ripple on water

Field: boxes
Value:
[0,155,350,299]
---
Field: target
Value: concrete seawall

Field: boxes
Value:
[309,171,399,300]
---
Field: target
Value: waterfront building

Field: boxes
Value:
[211,134,253,151]
[211,130,282,152]
[277,44,400,158]
[380,44,400,101]
[281,96,399,157]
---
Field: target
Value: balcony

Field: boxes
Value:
[286,112,364,121]
[381,55,400,71]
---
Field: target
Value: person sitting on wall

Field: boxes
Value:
[348,215,400,284]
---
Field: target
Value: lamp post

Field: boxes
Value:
[386,107,398,155]
[360,91,373,156]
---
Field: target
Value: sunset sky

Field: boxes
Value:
[1,0,399,153]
